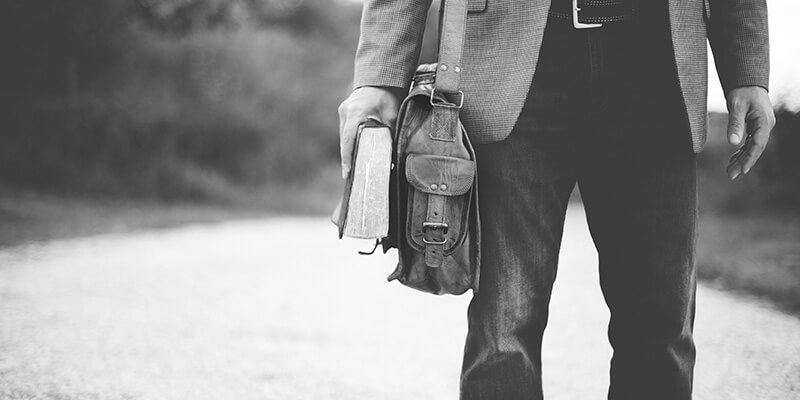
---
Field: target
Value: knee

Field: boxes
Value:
[467,291,550,354]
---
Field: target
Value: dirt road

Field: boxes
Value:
[1,206,798,399]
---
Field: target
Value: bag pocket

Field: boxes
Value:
[404,154,475,256]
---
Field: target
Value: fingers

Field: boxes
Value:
[338,106,381,179]
[739,116,772,174]
[724,87,775,180]
[726,113,772,180]
[726,99,747,146]
[726,136,749,180]
[338,102,358,179]
[339,126,356,179]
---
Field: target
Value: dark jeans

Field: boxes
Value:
[460,7,698,400]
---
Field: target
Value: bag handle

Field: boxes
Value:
[434,0,468,98]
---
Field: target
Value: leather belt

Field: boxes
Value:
[549,0,637,29]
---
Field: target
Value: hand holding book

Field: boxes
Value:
[337,86,403,179]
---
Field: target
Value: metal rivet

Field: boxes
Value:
[430,184,438,190]
[440,184,448,191]
[453,66,461,73]
[439,64,448,71]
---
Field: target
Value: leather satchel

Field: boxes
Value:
[382,0,481,295]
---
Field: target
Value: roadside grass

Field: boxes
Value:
[698,212,800,313]
[0,168,341,248]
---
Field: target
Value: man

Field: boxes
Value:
[338,0,774,398]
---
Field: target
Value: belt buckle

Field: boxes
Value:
[573,0,603,29]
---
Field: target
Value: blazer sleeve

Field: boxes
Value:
[352,0,433,90]
[706,0,770,93]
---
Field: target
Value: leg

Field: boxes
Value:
[459,19,591,399]
[573,4,698,396]
[460,116,577,400]
[578,95,698,400]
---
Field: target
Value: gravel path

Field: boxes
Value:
[1,206,798,400]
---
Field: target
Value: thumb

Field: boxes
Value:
[727,104,747,146]
[340,120,358,179]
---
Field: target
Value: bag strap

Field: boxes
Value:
[419,0,469,267]
[434,0,468,99]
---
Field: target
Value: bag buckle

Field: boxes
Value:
[422,222,448,245]
[430,88,464,109]
[573,0,603,29]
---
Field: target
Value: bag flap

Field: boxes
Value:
[405,154,475,196]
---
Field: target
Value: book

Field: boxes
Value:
[332,120,392,239]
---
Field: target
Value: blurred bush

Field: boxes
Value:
[1,0,360,202]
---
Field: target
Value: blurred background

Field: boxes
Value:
[0,0,797,308]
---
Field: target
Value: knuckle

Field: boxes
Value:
[729,120,744,132]
[729,97,745,111]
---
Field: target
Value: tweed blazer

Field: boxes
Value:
[352,0,769,152]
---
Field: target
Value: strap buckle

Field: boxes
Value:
[573,0,603,29]
[422,222,449,245]
[430,88,465,109]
